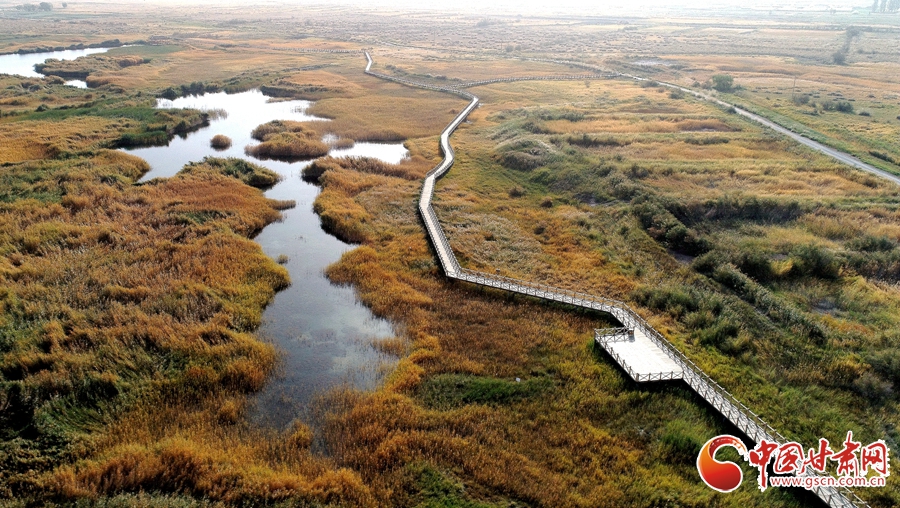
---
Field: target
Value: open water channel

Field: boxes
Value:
[128,91,402,428]
[0,46,113,87]
[1,46,401,429]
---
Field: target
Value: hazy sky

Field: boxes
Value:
[301,0,865,15]
[132,0,867,15]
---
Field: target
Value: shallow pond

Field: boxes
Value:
[0,47,111,78]
[125,90,406,429]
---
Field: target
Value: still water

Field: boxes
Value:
[126,90,405,428]
[0,47,111,78]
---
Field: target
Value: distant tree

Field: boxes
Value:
[711,74,734,92]
[890,0,900,11]
[62,1,66,6]
[880,0,888,11]
[38,1,51,10]
[872,0,879,11]
[835,101,854,113]
[832,51,847,65]
[792,93,810,105]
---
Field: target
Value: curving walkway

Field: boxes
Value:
[361,51,867,508]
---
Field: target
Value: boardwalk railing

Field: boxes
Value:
[594,327,633,343]
[595,327,682,382]
[360,51,867,508]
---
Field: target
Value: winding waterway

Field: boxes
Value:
[129,90,404,428]
[0,46,112,87]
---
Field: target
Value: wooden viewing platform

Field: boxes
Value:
[596,327,683,382]
[361,51,867,508]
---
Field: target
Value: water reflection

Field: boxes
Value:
[0,47,111,78]
[121,90,408,429]
[131,91,325,181]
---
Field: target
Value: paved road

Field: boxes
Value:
[729,104,900,186]
[619,73,900,187]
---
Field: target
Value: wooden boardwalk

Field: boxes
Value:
[596,327,683,382]
[361,51,866,508]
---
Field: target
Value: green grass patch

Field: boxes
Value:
[403,463,505,508]
[416,374,553,409]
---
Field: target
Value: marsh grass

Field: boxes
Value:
[0,76,381,504]
[181,157,282,189]
[3,10,900,505]
[672,54,900,174]
[245,120,329,160]
[305,75,900,507]
[209,134,231,149]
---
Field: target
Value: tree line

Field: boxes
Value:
[15,2,63,11]
[872,0,900,12]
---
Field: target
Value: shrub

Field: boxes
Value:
[790,244,841,279]
[245,132,329,160]
[246,121,329,161]
[733,248,775,282]
[210,134,232,149]
[832,51,847,65]
[792,94,811,105]
[633,200,711,256]
[416,374,551,409]
[821,100,854,113]
[852,372,893,402]
[632,285,703,319]
[116,130,169,147]
[846,245,900,281]
[116,56,146,68]
[306,156,421,181]
[868,151,897,164]
[848,235,895,252]
[302,159,333,182]
[677,195,805,224]
[685,136,729,145]
[536,109,584,122]
[709,263,825,340]
[865,349,900,385]
[181,157,280,189]
[499,151,545,171]
[565,133,630,148]
[711,74,734,92]
[521,120,549,134]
